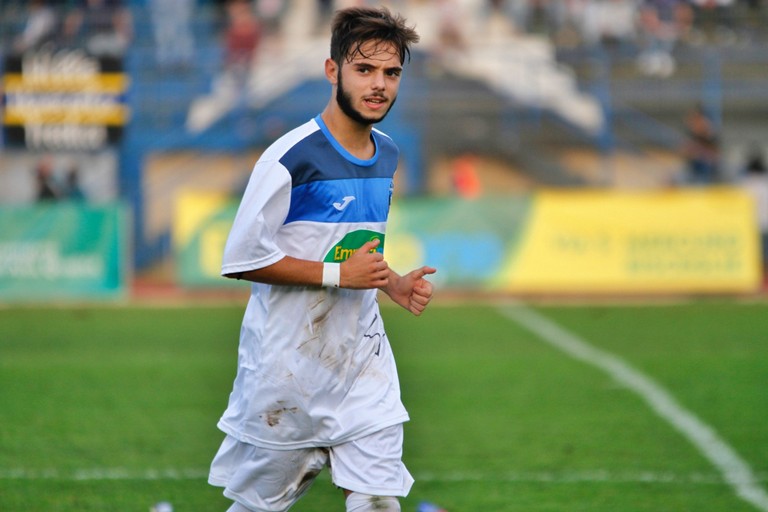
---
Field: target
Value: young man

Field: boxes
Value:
[208,7,435,512]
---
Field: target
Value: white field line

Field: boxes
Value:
[0,468,210,481]
[415,469,768,485]
[2,467,768,485]
[499,302,768,512]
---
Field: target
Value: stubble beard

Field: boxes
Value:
[336,71,397,127]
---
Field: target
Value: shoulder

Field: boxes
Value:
[372,128,400,170]
[372,127,397,150]
[259,119,322,163]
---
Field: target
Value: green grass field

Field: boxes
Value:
[1,298,767,512]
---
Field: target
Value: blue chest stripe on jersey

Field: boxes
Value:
[279,119,399,187]
[286,177,393,224]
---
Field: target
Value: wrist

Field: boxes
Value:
[322,262,341,288]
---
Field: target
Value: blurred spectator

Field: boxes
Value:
[688,0,738,44]
[636,0,693,77]
[223,0,261,84]
[738,145,768,271]
[65,164,87,201]
[738,0,767,41]
[255,0,288,42]
[433,0,466,63]
[62,0,133,57]
[579,0,638,49]
[681,103,720,184]
[452,154,482,199]
[505,0,571,36]
[149,0,194,69]
[316,0,334,35]
[35,156,61,201]
[11,0,57,54]
[503,0,535,33]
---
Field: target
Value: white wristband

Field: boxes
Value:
[322,262,340,288]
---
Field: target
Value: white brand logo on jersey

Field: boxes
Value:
[333,196,356,211]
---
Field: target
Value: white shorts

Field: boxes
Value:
[208,424,414,512]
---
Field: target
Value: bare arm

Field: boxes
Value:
[225,238,436,312]
[224,239,391,289]
[225,255,324,286]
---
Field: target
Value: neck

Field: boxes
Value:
[320,104,375,159]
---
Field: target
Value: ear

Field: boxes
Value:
[324,58,339,85]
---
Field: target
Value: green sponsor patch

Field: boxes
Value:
[324,230,385,262]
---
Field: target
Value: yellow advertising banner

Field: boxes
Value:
[500,187,761,293]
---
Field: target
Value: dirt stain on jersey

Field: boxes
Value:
[297,293,352,372]
[264,401,299,427]
[370,496,394,509]
[306,294,337,335]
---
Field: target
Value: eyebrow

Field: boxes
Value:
[352,62,403,73]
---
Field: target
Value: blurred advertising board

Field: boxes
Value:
[0,203,129,301]
[493,188,761,294]
[173,188,761,294]
[2,49,128,151]
[173,190,241,287]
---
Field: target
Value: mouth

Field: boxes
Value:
[364,96,387,110]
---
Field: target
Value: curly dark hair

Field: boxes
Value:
[330,6,420,66]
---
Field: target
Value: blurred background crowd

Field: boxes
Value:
[1,0,767,290]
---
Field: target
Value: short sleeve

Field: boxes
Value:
[221,159,292,275]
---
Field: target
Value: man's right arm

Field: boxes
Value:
[225,239,389,289]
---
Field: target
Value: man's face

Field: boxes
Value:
[335,40,403,126]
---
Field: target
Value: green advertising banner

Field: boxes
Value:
[0,203,128,301]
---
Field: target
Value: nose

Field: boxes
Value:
[371,71,386,91]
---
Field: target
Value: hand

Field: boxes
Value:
[385,266,437,316]
[340,239,390,289]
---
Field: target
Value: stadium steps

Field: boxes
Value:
[558,39,768,113]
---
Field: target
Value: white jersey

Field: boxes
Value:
[218,115,409,449]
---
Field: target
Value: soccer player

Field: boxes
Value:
[208,6,436,512]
